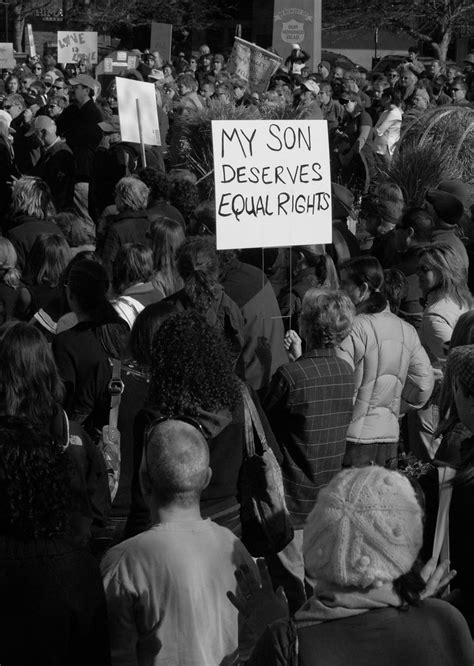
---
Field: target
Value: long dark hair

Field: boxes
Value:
[0,322,65,425]
[340,256,388,314]
[0,416,71,538]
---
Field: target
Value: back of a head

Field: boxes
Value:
[177,236,219,306]
[143,419,210,506]
[340,256,387,315]
[149,310,240,416]
[0,321,64,424]
[11,176,53,220]
[28,233,71,287]
[0,416,70,538]
[112,243,154,295]
[399,207,434,241]
[139,168,168,202]
[304,466,423,589]
[115,176,149,212]
[300,288,355,349]
[54,212,91,248]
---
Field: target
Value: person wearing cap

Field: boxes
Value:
[297,80,324,120]
[90,115,137,222]
[212,53,226,76]
[59,73,103,233]
[30,115,74,211]
[317,60,331,81]
[424,188,470,269]
[234,466,473,665]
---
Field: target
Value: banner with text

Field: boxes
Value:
[212,120,332,250]
[227,37,282,94]
[272,0,321,71]
[57,31,98,66]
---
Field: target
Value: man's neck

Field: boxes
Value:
[150,500,202,525]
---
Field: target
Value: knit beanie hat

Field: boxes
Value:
[447,345,474,394]
[303,467,423,589]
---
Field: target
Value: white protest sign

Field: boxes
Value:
[26,24,36,57]
[212,120,332,250]
[0,43,15,69]
[115,77,160,146]
[57,31,98,66]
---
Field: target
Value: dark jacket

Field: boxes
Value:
[99,209,151,277]
[221,258,288,389]
[61,99,103,181]
[420,435,474,634]
[0,535,110,666]
[248,600,473,665]
[0,138,19,220]
[7,216,63,271]
[32,138,75,211]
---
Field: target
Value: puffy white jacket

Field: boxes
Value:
[338,307,434,444]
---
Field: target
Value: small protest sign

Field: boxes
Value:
[212,120,332,250]
[115,77,161,147]
[150,22,172,62]
[26,24,36,57]
[57,31,98,66]
[0,43,15,70]
[227,37,282,94]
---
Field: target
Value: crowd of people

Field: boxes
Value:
[0,39,473,665]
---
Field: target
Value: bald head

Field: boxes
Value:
[141,420,210,506]
[31,115,58,148]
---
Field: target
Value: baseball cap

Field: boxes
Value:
[301,79,319,94]
[463,54,474,64]
[68,74,98,90]
[98,116,121,133]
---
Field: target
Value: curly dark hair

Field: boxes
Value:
[0,417,71,538]
[148,311,240,415]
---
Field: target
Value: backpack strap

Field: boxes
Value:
[108,359,123,429]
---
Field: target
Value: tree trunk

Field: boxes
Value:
[436,27,452,63]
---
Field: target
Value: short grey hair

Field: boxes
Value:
[115,176,149,212]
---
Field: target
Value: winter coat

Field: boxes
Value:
[338,306,434,443]
[419,294,470,369]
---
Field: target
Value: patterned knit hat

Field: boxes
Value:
[447,345,474,394]
[303,467,423,588]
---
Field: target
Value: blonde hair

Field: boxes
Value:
[0,238,21,288]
